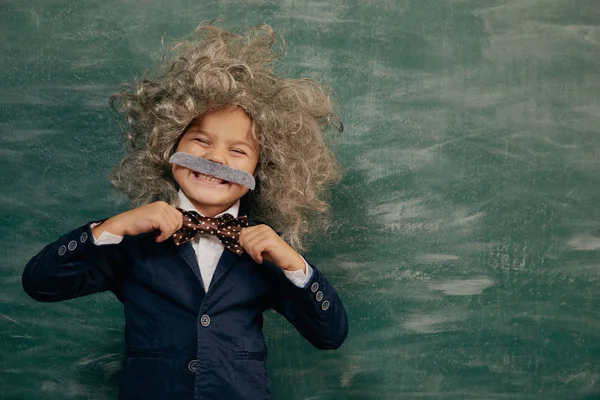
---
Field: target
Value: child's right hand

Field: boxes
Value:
[91,201,183,243]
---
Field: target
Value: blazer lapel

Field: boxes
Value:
[208,216,257,292]
[208,247,240,292]
[174,240,206,293]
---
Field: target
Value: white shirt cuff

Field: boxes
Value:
[283,258,314,288]
[90,223,124,245]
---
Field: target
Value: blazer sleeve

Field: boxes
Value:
[22,221,125,302]
[266,259,349,350]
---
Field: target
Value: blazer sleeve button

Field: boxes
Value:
[200,314,211,327]
[310,282,319,293]
[68,240,77,251]
[316,291,324,302]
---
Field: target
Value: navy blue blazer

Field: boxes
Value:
[22,217,348,400]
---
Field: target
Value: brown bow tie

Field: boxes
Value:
[173,208,248,255]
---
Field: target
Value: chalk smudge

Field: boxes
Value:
[568,234,600,251]
[429,278,494,296]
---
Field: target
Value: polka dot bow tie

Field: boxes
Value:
[173,208,248,255]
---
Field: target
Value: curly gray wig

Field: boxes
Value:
[109,23,341,250]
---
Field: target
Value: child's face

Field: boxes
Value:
[172,107,260,217]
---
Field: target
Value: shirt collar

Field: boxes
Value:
[177,190,240,218]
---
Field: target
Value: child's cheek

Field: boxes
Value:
[171,165,185,187]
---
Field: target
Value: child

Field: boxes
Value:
[22,23,348,400]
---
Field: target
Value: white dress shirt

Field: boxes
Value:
[92,190,312,291]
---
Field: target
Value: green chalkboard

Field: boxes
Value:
[2,1,600,399]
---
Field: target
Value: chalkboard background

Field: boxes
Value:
[2,1,600,399]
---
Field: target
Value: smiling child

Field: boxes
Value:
[22,23,348,400]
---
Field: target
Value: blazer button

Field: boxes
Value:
[321,300,330,311]
[68,240,78,251]
[316,291,323,302]
[57,245,67,256]
[200,314,211,327]
[310,282,319,293]
[188,360,197,372]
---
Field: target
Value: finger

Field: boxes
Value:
[245,245,263,263]
[243,235,276,265]
[173,209,184,231]
[154,215,175,242]
[246,240,264,264]
[160,204,180,229]
[239,231,263,263]
[239,225,261,241]
[167,205,184,232]
[156,212,181,243]
[155,222,174,242]
[239,226,265,252]
[238,226,257,249]
[239,225,269,244]
[165,207,183,233]
[244,230,280,257]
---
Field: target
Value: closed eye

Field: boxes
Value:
[231,149,247,155]
[193,138,210,145]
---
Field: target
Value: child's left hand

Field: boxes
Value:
[239,225,306,272]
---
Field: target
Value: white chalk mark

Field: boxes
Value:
[0,313,23,327]
[417,254,460,263]
[568,234,600,251]
[404,311,467,334]
[10,335,33,339]
[340,363,360,388]
[76,352,121,366]
[429,278,495,296]
[451,212,486,226]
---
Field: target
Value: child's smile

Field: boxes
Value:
[192,171,228,185]
[172,107,260,217]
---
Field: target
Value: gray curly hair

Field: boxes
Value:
[109,23,342,250]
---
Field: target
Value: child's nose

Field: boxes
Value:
[205,148,227,164]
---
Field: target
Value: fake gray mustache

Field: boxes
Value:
[169,152,256,190]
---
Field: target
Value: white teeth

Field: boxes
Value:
[193,172,225,184]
